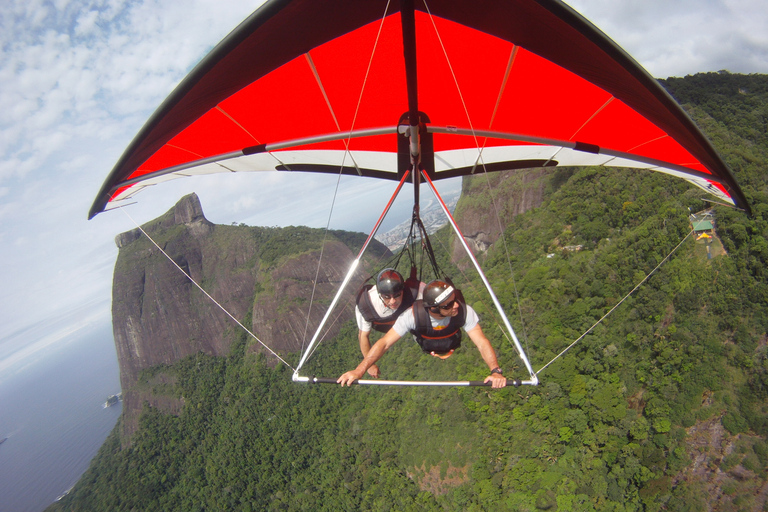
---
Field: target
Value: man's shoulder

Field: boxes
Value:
[462,304,480,328]
[399,306,416,319]
[394,306,416,325]
[355,283,373,301]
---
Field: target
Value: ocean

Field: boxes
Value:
[0,321,121,512]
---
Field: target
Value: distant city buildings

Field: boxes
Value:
[375,191,460,251]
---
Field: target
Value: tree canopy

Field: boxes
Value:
[50,72,768,512]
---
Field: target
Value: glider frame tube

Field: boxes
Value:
[421,170,539,385]
[428,126,729,186]
[105,124,730,208]
[108,127,400,194]
[294,376,535,387]
[292,170,411,377]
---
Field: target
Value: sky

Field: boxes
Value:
[1,0,767,378]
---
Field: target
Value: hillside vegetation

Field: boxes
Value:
[51,72,767,511]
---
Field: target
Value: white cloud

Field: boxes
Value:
[0,0,265,350]
[567,0,768,77]
[74,9,99,37]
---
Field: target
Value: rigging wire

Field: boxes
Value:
[118,206,296,372]
[422,0,532,357]
[408,209,444,281]
[422,1,691,379]
[422,0,479,150]
[300,243,393,365]
[480,172,532,353]
[298,0,392,355]
[535,227,696,376]
[298,167,346,356]
[428,227,523,375]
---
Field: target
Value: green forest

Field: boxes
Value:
[50,72,767,511]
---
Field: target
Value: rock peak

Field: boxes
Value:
[115,193,213,248]
[174,193,206,225]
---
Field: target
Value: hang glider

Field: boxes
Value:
[92,0,752,387]
[89,0,750,220]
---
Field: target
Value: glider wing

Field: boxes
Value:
[89,0,750,218]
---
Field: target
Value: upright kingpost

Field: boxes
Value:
[411,127,421,209]
[421,171,538,385]
[400,0,421,210]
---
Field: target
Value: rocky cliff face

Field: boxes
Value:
[451,168,553,262]
[111,171,549,440]
[112,193,385,439]
[113,194,242,389]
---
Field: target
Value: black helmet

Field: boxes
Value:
[423,280,455,307]
[376,268,404,296]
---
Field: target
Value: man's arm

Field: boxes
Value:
[357,330,380,378]
[466,325,507,389]
[338,328,401,386]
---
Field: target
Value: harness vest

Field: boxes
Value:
[410,291,467,354]
[356,281,418,333]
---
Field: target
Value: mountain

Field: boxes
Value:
[110,193,391,439]
[51,72,768,511]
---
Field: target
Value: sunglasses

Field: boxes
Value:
[429,299,456,313]
[380,291,403,301]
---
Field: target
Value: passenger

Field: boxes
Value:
[354,268,421,378]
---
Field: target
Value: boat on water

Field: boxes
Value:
[55,486,74,501]
[103,392,122,408]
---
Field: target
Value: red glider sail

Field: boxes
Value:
[89,0,749,219]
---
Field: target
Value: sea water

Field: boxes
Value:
[0,321,121,512]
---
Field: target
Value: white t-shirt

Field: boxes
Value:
[392,303,480,337]
[355,282,425,332]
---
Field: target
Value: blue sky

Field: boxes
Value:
[1,0,767,378]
